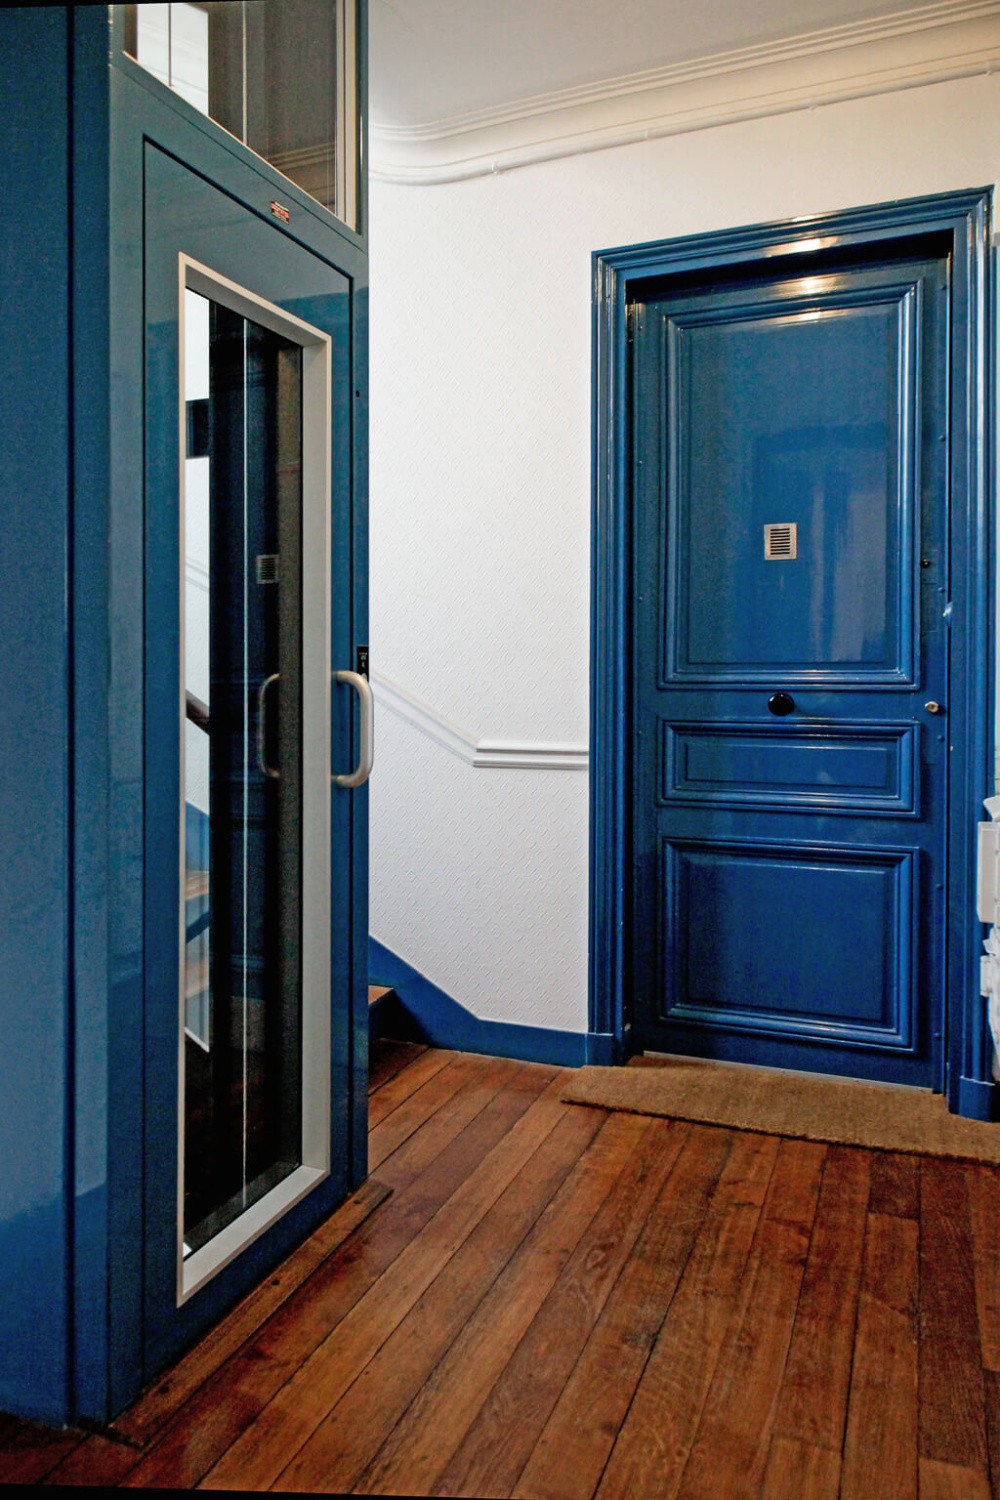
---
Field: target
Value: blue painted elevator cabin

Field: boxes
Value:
[0,4,370,1426]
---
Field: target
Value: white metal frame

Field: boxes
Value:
[177,253,333,1304]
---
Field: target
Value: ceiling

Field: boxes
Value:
[368,0,960,127]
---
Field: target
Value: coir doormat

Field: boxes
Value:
[561,1054,1000,1164]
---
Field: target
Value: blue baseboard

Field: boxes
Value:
[959,1074,996,1121]
[369,937,592,1069]
[586,1031,617,1065]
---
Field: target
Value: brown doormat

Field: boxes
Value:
[561,1054,1000,1164]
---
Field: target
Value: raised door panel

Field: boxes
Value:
[661,838,916,1051]
[662,281,918,685]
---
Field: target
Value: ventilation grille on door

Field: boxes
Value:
[764,523,797,560]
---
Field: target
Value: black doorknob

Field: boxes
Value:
[768,692,795,716]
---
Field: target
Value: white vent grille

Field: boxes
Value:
[764,523,797,560]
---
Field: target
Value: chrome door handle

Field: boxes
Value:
[333,670,374,788]
[257,673,280,779]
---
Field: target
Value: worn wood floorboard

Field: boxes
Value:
[366,1045,457,1128]
[969,1165,1000,1376]
[595,1130,781,1500]
[869,1150,920,1220]
[841,1210,920,1500]
[770,1145,870,1456]
[203,1069,578,1490]
[672,1137,827,1500]
[513,1122,732,1500]
[368,1037,425,1095]
[356,1111,655,1498]
[272,1104,610,1495]
[0,1423,88,1487]
[761,1436,840,1500]
[368,1050,494,1170]
[435,1116,687,1499]
[918,1159,989,1478]
[5,1040,1000,1497]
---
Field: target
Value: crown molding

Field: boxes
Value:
[371,669,589,770]
[370,1,1000,184]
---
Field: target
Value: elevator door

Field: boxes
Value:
[143,144,365,1376]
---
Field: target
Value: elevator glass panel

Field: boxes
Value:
[122,2,357,227]
[183,288,304,1257]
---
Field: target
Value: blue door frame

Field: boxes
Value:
[589,190,994,1118]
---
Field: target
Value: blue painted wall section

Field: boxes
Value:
[0,6,73,1426]
[369,938,596,1067]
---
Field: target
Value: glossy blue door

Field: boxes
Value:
[631,251,949,1084]
[143,143,361,1373]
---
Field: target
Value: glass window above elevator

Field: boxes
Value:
[122,2,358,229]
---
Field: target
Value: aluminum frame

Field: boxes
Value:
[176,253,333,1303]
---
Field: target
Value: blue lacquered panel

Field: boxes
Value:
[661,720,918,815]
[660,838,917,1050]
[663,284,917,686]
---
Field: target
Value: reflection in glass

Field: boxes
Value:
[124,2,357,227]
[182,288,304,1256]
[683,301,900,671]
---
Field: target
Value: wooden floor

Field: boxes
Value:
[5,1043,1000,1496]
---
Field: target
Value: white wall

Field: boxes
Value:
[369,73,1000,1035]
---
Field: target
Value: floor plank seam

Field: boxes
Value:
[101,1184,395,1465]
[501,1117,684,1500]
[118,1070,548,1486]
[265,1095,603,1494]
[198,1069,575,1491]
[12,1048,1000,1493]
[544,1123,730,1500]
[667,1132,785,1500]
[358,1109,643,1499]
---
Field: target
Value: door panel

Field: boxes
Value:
[632,252,948,1085]
[144,143,356,1374]
[661,720,919,814]
[663,839,916,1049]
[668,287,917,683]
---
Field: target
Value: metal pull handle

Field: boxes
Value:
[334,670,374,788]
[925,701,943,715]
[257,673,280,779]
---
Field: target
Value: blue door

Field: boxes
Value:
[631,249,949,1086]
[142,143,365,1374]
